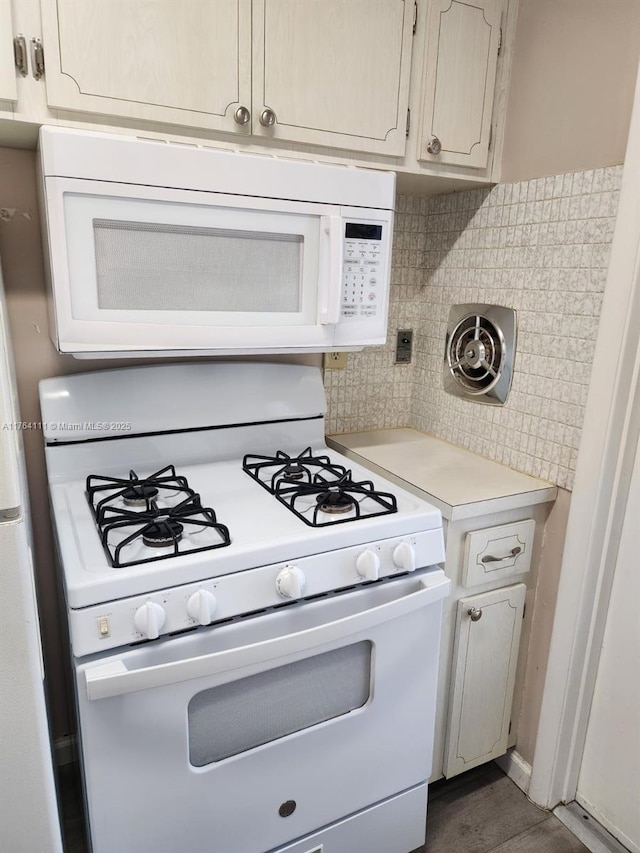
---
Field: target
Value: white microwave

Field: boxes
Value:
[38,128,395,358]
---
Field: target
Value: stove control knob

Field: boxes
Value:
[276,566,306,599]
[133,601,166,640]
[187,589,217,626]
[393,542,416,572]
[356,549,380,581]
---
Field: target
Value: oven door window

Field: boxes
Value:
[187,640,371,766]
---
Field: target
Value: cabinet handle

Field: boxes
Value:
[468,607,483,622]
[30,37,44,81]
[234,106,251,126]
[13,35,28,77]
[481,546,522,564]
[426,135,442,155]
[259,108,276,128]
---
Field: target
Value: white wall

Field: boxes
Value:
[502,0,640,182]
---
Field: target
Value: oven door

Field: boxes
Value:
[77,569,449,853]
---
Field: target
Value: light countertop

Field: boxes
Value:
[327,428,557,521]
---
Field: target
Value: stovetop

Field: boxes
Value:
[83,448,402,571]
[49,445,442,609]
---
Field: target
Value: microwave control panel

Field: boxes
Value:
[341,223,384,322]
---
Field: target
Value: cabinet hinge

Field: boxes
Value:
[13,35,28,77]
[522,602,526,619]
[488,124,493,150]
[508,720,512,734]
[497,25,503,56]
[413,0,418,35]
[30,37,45,81]
[406,108,411,138]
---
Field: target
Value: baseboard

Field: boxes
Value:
[54,734,76,766]
[555,802,636,853]
[495,749,532,794]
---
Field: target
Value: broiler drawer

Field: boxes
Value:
[462,519,535,587]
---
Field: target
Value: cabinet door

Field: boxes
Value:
[420,0,503,169]
[252,0,414,156]
[40,0,252,133]
[0,0,17,103]
[443,583,525,778]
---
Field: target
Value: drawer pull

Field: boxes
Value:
[481,546,522,564]
[468,607,483,621]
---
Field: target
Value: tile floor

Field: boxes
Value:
[59,761,592,853]
[417,763,591,853]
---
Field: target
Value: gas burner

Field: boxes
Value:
[87,472,231,567]
[142,519,184,548]
[87,465,192,520]
[122,484,159,507]
[274,470,398,528]
[243,447,348,494]
[282,462,306,481]
[316,489,356,515]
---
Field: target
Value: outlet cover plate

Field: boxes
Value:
[324,352,348,370]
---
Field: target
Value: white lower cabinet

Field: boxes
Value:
[324,432,557,784]
[443,583,526,777]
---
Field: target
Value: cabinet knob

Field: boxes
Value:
[234,106,251,126]
[259,108,277,128]
[426,135,442,155]
[468,607,483,622]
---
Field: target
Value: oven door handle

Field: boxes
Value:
[84,575,450,701]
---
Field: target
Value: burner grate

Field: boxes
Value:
[275,470,397,527]
[243,450,397,527]
[243,447,348,493]
[86,466,231,567]
[87,465,193,522]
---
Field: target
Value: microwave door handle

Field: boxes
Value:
[318,215,343,325]
[84,575,450,701]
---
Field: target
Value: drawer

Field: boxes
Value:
[462,519,535,587]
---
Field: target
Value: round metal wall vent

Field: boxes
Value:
[444,304,517,406]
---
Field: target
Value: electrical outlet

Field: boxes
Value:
[395,329,413,364]
[324,352,348,370]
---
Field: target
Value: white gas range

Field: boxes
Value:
[40,362,449,853]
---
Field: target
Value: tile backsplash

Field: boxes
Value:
[324,165,623,490]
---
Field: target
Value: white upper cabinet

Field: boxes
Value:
[252,0,414,155]
[419,0,504,169]
[0,0,18,103]
[38,0,415,156]
[40,0,253,134]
